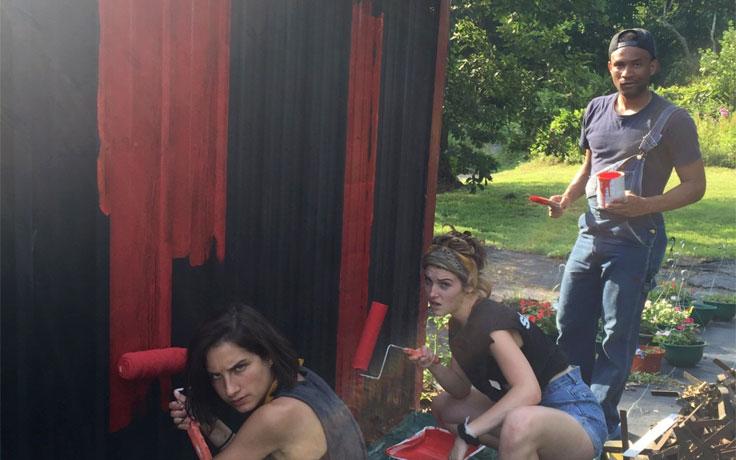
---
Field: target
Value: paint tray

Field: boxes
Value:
[385,426,485,460]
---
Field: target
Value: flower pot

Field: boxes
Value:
[703,300,736,321]
[662,341,706,368]
[631,346,665,373]
[690,302,718,326]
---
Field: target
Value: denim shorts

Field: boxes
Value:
[540,366,607,458]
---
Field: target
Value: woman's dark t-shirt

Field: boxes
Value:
[449,299,568,401]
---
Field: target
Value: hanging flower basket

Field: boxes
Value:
[703,300,736,321]
[631,346,665,373]
[662,341,706,368]
[690,302,718,326]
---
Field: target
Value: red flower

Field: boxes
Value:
[684,317,694,324]
[676,325,685,331]
[529,316,537,323]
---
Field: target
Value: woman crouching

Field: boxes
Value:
[406,230,607,460]
[169,303,366,459]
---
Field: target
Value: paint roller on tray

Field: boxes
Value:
[117,347,213,460]
[352,301,439,380]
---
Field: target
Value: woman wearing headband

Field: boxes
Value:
[406,230,606,460]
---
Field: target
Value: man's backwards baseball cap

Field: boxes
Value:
[609,28,657,59]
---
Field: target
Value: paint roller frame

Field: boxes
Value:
[360,343,411,380]
[353,301,425,380]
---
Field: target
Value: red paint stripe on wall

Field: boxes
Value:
[97,0,230,432]
[336,0,384,409]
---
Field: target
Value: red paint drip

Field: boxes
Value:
[597,171,623,208]
[336,0,384,408]
[97,0,230,432]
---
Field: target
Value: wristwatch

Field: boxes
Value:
[456,417,480,445]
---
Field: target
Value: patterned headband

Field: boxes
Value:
[424,245,470,282]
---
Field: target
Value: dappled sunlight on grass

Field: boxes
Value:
[435,163,735,259]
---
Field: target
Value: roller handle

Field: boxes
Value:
[174,388,213,460]
[187,422,213,460]
[529,195,560,208]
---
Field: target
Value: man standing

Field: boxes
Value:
[547,28,706,439]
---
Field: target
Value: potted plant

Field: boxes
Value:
[639,299,692,343]
[518,299,558,341]
[689,301,718,326]
[639,300,660,344]
[648,278,695,307]
[631,345,665,373]
[702,293,736,321]
[653,319,706,368]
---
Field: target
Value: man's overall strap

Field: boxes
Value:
[638,104,679,156]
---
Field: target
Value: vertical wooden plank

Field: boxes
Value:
[417,0,450,405]
[336,0,384,409]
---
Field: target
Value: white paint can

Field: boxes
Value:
[596,171,625,208]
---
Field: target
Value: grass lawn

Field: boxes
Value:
[434,162,735,260]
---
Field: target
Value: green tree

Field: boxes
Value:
[440,1,736,184]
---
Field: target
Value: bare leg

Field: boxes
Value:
[431,388,500,447]
[498,406,595,460]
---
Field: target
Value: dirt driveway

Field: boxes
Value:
[486,247,736,302]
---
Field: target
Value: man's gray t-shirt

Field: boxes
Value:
[579,92,701,200]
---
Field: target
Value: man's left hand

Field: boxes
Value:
[449,437,468,460]
[605,191,651,217]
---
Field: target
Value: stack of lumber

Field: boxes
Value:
[603,359,735,459]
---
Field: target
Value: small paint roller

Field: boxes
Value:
[117,348,212,460]
[353,301,434,380]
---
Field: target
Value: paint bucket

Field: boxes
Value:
[596,170,625,208]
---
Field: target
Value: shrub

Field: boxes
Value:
[703,293,736,304]
[694,115,736,168]
[446,136,499,193]
[529,108,585,163]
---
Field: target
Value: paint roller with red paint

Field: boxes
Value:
[117,348,212,460]
[352,301,437,380]
[528,195,560,208]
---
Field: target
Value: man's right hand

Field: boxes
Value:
[170,388,192,431]
[548,195,568,218]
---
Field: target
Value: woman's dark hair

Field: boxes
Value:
[185,302,300,426]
